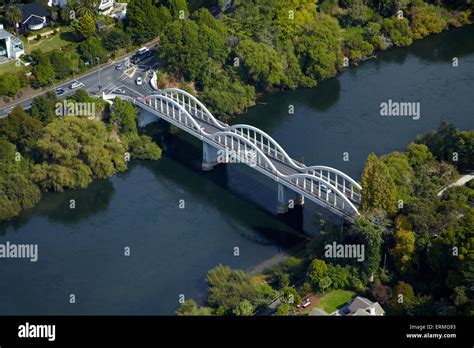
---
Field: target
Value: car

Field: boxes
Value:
[320,184,332,194]
[69,81,84,89]
[115,63,124,70]
[138,47,149,55]
[55,88,65,96]
[136,77,143,85]
[113,88,126,94]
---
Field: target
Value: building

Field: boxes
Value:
[0,25,25,60]
[48,0,114,11]
[346,296,385,316]
[6,3,51,33]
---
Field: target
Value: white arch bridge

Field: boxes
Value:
[103,89,362,221]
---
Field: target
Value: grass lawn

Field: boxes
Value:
[315,289,355,314]
[0,61,26,75]
[25,29,80,54]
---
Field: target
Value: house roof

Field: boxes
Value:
[348,296,385,316]
[0,29,13,40]
[6,3,50,24]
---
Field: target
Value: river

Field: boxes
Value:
[0,25,473,315]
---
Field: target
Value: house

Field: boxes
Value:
[0,25,25,60]
[48,0,67,8]
[48,0,114,11]
[346,296,385,316]
[6,3,51,33]
[98,0,115,12]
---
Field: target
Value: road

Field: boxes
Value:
[0,46,161,118]
[437,174,474,197]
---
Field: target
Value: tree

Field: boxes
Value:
[275,303,289,316]
[34,117,127,190]
[31,92,59,124]
[381,151,415,203]
[391,227,416,274]
[206,265,273,313]
[175,299,212,315]
[0,73,21,97]
[78,36,108,65]
[72,13,96,39]
[126,0,169,44]
[110,98,137,134]
[319,276,332,294]
[31,50,55,88]
[168,0,189,18]
[76,0,98,18]
[405,143,433,168]
[236,39,285,91]
[355,216,382,278]
[388,281,415,314]
[232,300,254,316]
[6,5,22,36]
[280,287,302,307]
[308,259,328,285]
[128,135,162,160]
[50,51,73,80]
[371,283,392,304]
[0,106,42,154]
[101,29,132,52]
[361,153,397,214]
[294,14,341,81]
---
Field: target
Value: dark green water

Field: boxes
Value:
[1,25,473,314]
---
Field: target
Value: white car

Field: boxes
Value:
[113,88,126,94]
[320,184,332,194]
[69,81,84,89]
[136,77,143,85]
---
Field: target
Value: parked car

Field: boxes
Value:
[136,77,143,86]
[115,63,124,70]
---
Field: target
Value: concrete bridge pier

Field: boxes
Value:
[202,142,220,171]
[277,183,291,214]
[295,194,305,206]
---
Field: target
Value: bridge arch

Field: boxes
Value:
[158,88,225,130]
[210,131,279,174]
[136,94,203,133]
[285,173,360,216]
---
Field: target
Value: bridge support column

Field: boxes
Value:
[277,183,290,214]
[202,142,219,171]
[295,194,305,206]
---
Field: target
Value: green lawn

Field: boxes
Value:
[25,29,80,54]
[315,289,355,314]
[0,61,26,75]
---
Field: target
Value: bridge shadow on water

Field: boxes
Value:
[141,122,343,248]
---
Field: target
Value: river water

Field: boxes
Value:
[1,25,473,315]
